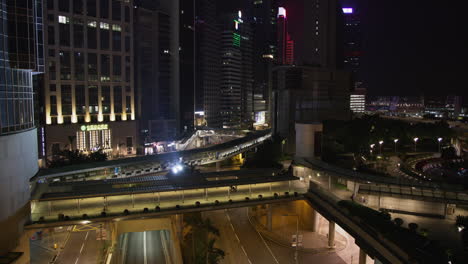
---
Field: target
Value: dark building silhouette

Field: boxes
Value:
[194,0,221,128]
[135,0,180,143]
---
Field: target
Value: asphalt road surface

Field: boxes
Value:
[120,230,171,264]
[55,228,101,264]
[204,208,350,264]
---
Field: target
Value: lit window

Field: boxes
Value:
[112,24,121,31]
[58,15,69,24]
[100,22,110,30]
[87,21,97,27]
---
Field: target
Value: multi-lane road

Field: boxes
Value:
[203,208,363,264]
[54,225,102,264]
[118,230,171,264]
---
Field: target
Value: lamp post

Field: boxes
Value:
[370,144,375,155]
[438,137,443,153]
[379,141,384,155]
[283,214,299,264]
[413,137,419,152]
[394,139,399,153]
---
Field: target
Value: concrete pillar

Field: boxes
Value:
[359,248,367,264]
[216,161,221,172]
[311,209,319,232]
[175,214,184,241]
[353,182,360,199]
[266,204,273,231]
[328,174,332,190]
[328,221,335,248]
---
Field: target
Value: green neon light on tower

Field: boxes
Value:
[233,33,241,47]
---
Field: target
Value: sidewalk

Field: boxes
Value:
[249,204,347,254]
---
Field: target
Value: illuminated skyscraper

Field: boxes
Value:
[277,7,294,65]
[342,6,362,84]
[220,11,254,128]
[42,0,137,157]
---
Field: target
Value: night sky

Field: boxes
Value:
[217,0,467,98]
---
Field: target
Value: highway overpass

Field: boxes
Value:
[33,129,272,183]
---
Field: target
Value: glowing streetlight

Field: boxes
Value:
[393,139,399,153]
[437,137,443,152]
[370,144,375,155]
[171,164,183,174]
[413,137,419,152]
[378,141,384,155]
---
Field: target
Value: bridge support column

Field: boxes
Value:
[359,248,367,264]
[311,209,319,232]
[266,204,273,231]
[328,221,335,248]
[353,182,360,199]
[216,161,221,172]
[205,188,208,201]
[77,199,80,213]
[175,214,184,241]
[48,201,52,216]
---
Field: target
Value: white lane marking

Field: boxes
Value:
[160,231,172,264]
[121,233,129,264]
[74,257,79,264]
[245,207,280,264]
[79,243,85,254]
[224,210,253,264]
[240,246,252,264]
[84,231,89,240]
[143,232,148,264]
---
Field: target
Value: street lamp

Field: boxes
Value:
[370,144,375,155]
[413,137,419,152]
[394,139,399,153]
[437,137,443,153]
[379,141,384,155]
[283,214,299,264]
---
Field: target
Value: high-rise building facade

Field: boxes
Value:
[0,0,43,259]
[194,0,221,128]
[342,6,362,84]
[42,0,137,158]
[180,0,195,132]
[350,87,366,113]
[250,0,277,127]
[220,11,254,128]
[297,0,340,68]
[277,7,294,65]
[135,0,180,143]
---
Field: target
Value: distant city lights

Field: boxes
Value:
[342,8,353,14]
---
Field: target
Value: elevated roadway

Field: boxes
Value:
[34,130,271,183]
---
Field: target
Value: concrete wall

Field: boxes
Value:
[0,128,39,260]
[295,123,323,159]
[365,195,446,216]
